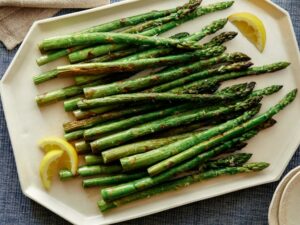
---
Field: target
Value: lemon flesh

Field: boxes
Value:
[38,137,78,175]
[228,12,266,52]
[39,149,64,190]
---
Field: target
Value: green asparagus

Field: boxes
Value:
[78,164,123,177]
[84,152,252,188]
[99,163,269,211]
[120,105,260,171]
[35,2,197,65]
[171,62,290,93]
[74,19,231,85]
[100,129,265,201]
[68,1,234,63]
[91,96,261,152]
[78,90,252,109]
[57,46,226,77]
[148,62,253,93]
[63,104,163,133]
[84,155,104,165]
[83,104,199,141]
[83,52,250,99]
[101,132,202,164]
[148,89,297,176]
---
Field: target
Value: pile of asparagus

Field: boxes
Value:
[34,0,297,212]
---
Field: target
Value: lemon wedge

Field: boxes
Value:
[38,137,78,175]
[39,149,64,190]
[228,12,266,52]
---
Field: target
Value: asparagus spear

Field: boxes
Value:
[83,152,252,187]
[101,132,203,164]
[64,130,84,142]
[64,96,83,112]
[73,105,122,120]
[171,62,290,93]
[83,172,148,188]
[100,128,266,202]
[63,104,164,133]
[120,105,260,171]
[148,89,297,176]
[84,155,104,165]
[35,2,196,65]
[39,31,204,52]
[90,96,261,152]
[98,163,269,212]
[39,1,200,52]
[74,19,231,85]
[148,62,253,93]
[84,32,190,64]
[57,46,226,77]
[35,79,106,106]
[59,169,75,181]
[74,140,91,154]
[69,1,234,63]
[78,164,123,177]
[83,52,249,99]
[83,104,200,141]
[78,90,251,109]
[35,44,225,85]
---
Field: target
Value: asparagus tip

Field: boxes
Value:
[244,162,270,171]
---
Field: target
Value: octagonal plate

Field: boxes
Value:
[1,0,300,224]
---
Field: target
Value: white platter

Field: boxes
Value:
[1,0,300,224]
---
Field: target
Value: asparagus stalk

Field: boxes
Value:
[83,172,148,188]
[120,105,260,171]
[64,130,84,142]
[78,164,123,177]
[74,19,231,85]
[84,32,190,64]
[83,104,200,141]
[59,169,75,181]
[39,1,201,52]
[102,116,254,163]
[90,96,261,152]
[148,62,253,93]
[148,89,297,176]
[83,52,249,99]
[80,8,179,33]
[68,1,234,63]
[73,35,189,86]
[57,46,226,77]
[39,31,203,52]
[35,3,195,65]
[74,140,91,154]
[98,163,269,211]
[84,155,104,165]
[101,131,202,164]
[118,0,201,34]
[100,128,266,202]
[83,152,252,187]
[64,96,83,112]
[171,62,290,93]
[64,104,163,133]
[35,79,104,106]
[35,44,225,84]
[78,90,252,109]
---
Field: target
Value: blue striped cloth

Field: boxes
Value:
[0,1,299,224]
